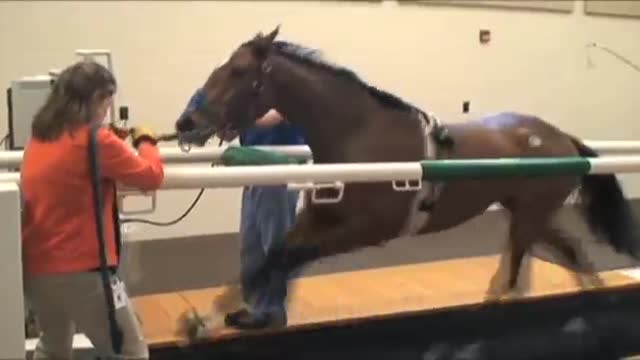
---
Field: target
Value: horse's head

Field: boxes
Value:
[174,26,281,146]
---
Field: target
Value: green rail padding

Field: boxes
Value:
[220,146,308,166]
[421,157,592,180]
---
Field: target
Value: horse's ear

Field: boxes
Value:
[265,24,280,43]
[252,25,280,60]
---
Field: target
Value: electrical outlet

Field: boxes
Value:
[119,106,129,121]
[479,29,491,44]
[462,101,470,114]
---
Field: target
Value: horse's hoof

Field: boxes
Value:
[500,289,521,301]
[176,309,212,344]
[483,287,510,303]
[483,291,501,302]
[584,274,605,289]
[485,275,510,302]
[591,276,605,288]
[575,273,605,291]
[484,284,524,303]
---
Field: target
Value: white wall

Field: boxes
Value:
[1,0,640,240]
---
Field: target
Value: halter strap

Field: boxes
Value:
[191,88,221,121]
[175,60,273,150]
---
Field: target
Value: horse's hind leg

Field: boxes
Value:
[485,210,604,303]
[485,210,539,300]
[539,226,604,289]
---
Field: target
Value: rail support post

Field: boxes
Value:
[0,182,25,360]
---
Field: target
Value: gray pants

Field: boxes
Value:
[24,271,148,360]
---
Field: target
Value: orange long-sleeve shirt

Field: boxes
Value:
[20,125,165,276]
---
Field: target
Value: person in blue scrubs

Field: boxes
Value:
[222,109,306,329]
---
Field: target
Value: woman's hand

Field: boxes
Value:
[130,126,158,148]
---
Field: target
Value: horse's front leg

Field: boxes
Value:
[179,212,319,339]
[263,212,374,280]
[205,209,337,331]
[240,211,375,321]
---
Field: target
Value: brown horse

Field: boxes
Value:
[173,26,639,329]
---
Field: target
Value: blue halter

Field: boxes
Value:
[175,88,219,150]
[190,88,208,112]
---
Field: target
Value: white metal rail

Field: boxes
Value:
[2,141,640,169]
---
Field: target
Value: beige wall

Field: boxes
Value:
[1,0,640,240]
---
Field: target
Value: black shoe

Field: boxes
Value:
[224,308,286,330]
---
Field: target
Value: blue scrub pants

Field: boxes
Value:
[239,185,299,318]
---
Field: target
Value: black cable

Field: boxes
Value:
[121,188,205,226]
[120,132,227,227]
[0,133,9,149]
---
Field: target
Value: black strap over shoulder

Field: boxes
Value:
[88,122,124,355]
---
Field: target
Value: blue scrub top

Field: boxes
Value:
[239,122,307,146]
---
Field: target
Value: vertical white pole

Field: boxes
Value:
[119,223,144,288]
[0,182,25,360]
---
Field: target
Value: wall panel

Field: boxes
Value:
[585,1,640,19]
[402,1,574,13]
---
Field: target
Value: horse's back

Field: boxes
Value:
[420,111,582,233]
[442,111,579,159]
[336,108,426,163]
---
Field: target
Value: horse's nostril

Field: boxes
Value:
[176,116,195,132]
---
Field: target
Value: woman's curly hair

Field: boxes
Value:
[31,60,116,141]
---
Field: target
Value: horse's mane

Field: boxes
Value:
[269,40,427,117]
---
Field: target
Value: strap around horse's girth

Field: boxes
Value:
[419,111,445,211]
[396,111,446,237]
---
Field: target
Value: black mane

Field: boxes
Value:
[270,41,427,117]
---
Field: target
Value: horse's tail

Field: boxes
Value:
[570,137,640,260]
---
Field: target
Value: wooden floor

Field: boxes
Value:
[131,254,640,349]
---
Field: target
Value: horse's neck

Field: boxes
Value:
[269,57,373,162]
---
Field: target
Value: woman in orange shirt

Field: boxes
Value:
[21,60,164,359]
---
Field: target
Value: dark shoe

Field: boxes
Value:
[224,308,286,330]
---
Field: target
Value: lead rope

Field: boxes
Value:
[88,123,124,356]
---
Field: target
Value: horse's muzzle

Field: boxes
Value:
[175,114,196,133]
